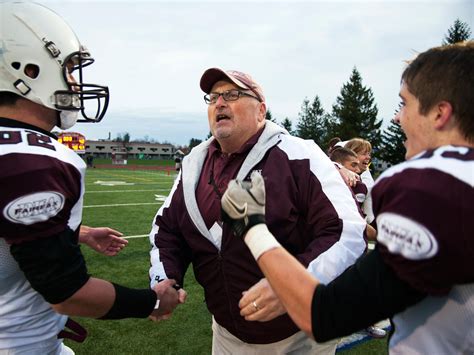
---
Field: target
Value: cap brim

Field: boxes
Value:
[200,68,248,93]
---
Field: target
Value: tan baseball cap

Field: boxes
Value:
[200,68,265,102]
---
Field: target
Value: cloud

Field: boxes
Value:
[45,0,473,143]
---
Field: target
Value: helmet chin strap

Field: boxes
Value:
[57,110,79,130]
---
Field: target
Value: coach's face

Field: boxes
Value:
[207,80,266,154]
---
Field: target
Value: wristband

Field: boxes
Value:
[244,224,281,260]
[99,283,157,320]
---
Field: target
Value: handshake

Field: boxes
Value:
[221,172,281,260]
[149,280,187,321]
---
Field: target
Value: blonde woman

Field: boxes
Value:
[344,138,375,224]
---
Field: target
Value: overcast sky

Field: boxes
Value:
[43,0,473,145]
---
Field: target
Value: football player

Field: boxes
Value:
[0,2,181,354]
[222,41,474,353]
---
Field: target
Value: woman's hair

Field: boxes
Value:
[326,137,342,155]
[344,137,372,155]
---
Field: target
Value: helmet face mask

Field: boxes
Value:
[0,1,109,127]
[55,49,109,123]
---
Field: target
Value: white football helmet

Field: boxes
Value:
[0,1,109,128]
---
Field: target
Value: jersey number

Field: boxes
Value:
[0,131,56,151]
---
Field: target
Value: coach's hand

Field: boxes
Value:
[221,171,266,239]
[239,278,286,322]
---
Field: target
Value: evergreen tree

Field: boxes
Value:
[442,18,471,45]
[331,67,382,147]
[320,115,339,150]
[281,117,293,134]
[379,120,406,166]
[378,105,406,166]
[265,108,277,122]
[188,138,202,150]
[113,132,132,152]
[114,132,131,143]
[295,96,328,146]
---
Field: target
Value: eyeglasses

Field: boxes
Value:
[204,89,260,105]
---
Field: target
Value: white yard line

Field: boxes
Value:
[83,202,160,208]
[123,234,149,239]
[85,189,170,193]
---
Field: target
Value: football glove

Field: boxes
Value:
[221,171,266,239]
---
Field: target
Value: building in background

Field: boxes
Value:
[85,140,176,160]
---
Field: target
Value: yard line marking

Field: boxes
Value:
[85,189,170,193]
[93,180,135,186]
[93,171,150,181]
[90,171,174,182]
[85,182,169,186]
[124,234,149,239]
[83,202,160,208]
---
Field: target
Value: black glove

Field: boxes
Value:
[221,171,266,239]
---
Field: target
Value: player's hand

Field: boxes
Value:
[221,171,266,239]
[239,278,286,322]
[80,226,128,256]
[338,166,360,187]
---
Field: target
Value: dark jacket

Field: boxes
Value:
[149,121,366,344]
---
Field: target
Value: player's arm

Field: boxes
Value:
[10,228,179,319]
[245,232,318,333]
[222,172,425,340]
[365,223,377,241]
[53,278,179,319]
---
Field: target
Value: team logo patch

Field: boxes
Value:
[3,191,65,225]
[376,212,438,260]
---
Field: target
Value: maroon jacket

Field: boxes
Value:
[149,122,366,343]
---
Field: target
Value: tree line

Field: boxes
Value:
[125,19,471,169]
[264,19,471,171]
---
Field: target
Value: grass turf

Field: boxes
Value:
[65,167,387,354]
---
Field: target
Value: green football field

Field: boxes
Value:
[65,167,388,354]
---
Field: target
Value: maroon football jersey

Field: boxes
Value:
[373,145,473,295]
